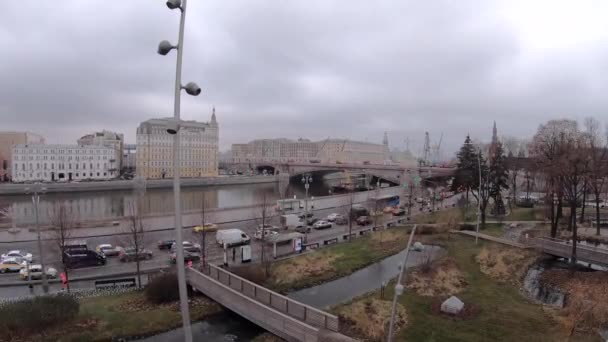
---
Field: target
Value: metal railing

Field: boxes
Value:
[201,263,339,332]
[531,237,608,266]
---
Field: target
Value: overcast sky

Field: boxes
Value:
[1,1,607,157]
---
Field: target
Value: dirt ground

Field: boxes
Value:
[476,244,538,284]
[337,298,407,342]
[542,269,608,335]
[406,259,467,297]
[269,253,340,285]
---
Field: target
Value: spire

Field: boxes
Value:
[492,121,497,144]
[383,131,389,146]
[211,106,217,123]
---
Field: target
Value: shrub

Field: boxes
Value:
[145,272,179,304]
[0,294,79,336]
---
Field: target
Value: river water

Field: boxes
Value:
[0,178,344,226]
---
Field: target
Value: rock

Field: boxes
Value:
[412,242,425,252]
[509,223,517,229]
[441,296,465,315]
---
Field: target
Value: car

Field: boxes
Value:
[19,265,58,280]
[294,225,311,233]
[95,244,120,257]
[1,250,33,263]
[298,212,314,219]
[193,223,219,233]
[392,208,406,216]
[157,239,176,250]
[119,247,153,262]
[254,229,278,240]
[369,210,383,217]
[0,258,27,273]
[63,250,106,268]
[326,213,341,222]
[356,216,371,225]
[335,216,348,225]
[171,241,201,253]
[257,224,279,231]
[306,218,320,226]
[170,250,200,264]
[313,220,332,230]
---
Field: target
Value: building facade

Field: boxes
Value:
[11,144,119,182]
[0,132,45,182]
[136,109,219,179]
[78,130,124,170]
[123,144,137,170]
[231,137,390,165]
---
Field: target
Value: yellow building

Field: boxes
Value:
[136,109,219,179]
[0,131,45,182]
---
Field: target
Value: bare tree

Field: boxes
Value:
[342,189,356,241]
[255,192,274,277]
[584,117,608,235]
[49,203,74,292]
[124,202,146,288]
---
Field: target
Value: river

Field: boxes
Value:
[0,177,353,226]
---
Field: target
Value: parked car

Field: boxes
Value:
[326,213,341,222]
[294,225,311,233]
[0,258,27,273]
[170,250,200,264]
[298,212,314,219]
[171,241,201,254]
[356,216,371,225]
[254,229,278,240]
[193,223,218,233]
[334,215,348,225]
[1,250,33,263]
[313,220,332,230]
[392,208,406,216]
[257,224,279,231]
[306,218,320,226]
[95,244,120,257]
[216,229,251,247]
[63,250,106,268]
[157,239,176,250]
[349,205,369,219]
[19,265,58,280]
[119,247,153,262]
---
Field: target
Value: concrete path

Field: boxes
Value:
[451,230,529,249]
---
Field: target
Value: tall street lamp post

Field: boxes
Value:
[25,182,48,294]
[475,148,482,245]
[302,175,312,236]
[157,1,202,341]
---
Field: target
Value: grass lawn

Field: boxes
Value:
[335,235,598,342]
[412,207,476,224]
[266,227,411,292]
[507,206,546,221]
[479,223,505,237]
[37,291,222,342]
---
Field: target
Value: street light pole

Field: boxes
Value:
[27,183,48,294]
[387,225,417,342]
[158,1,203,341]
[302,175,312,238]
[475,148,482,245]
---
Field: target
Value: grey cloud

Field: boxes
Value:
[0,0,607,157]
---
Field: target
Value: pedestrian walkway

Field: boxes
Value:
[451,230,529,248]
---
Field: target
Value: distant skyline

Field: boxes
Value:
[1,1,607,157]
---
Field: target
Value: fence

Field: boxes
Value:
[201,263,339,332]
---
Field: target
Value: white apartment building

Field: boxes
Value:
[136,109,219,179]
[11,144,119,182]
[0,131,45,182]
[78,130,124,170]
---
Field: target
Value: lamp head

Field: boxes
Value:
[166,0,182,10]
[157,40,175,55]
[182,82,201,96]
[165,119,180,135]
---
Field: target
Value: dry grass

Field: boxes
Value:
[476,245,538,284]
[542,269,608,335]
[337,298,407,341]
[407,259,467,297]
[270,253,340,286]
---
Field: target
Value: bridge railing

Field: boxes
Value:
[202,263,339,332]
[531,238,608,266]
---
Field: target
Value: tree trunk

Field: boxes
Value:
[580,180,587,223]
[557,195,563,219]
[595,189,601,236]
[480,200,487,228]
[568,201,574,231]
[136,259,142,289]
[64,266,70,293]
[550,195,557,238]
[570,202,578,265]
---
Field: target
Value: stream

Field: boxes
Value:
[139,244,445,341]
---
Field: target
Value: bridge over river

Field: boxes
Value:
[187,264,355,342]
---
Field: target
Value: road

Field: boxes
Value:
[0,193,459,297]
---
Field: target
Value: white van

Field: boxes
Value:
[216,229,250,247]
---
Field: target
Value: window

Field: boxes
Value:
[97,172,100,176]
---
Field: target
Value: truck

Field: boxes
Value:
[280,214,304,230]
[216,229,250,247]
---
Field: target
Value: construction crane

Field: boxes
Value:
[432,133,443,165]
[421,132,431,166]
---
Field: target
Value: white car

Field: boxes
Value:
[1,250,33,263]
[313,220,332,230]
[0,258,27,273]
[19,264,58,280]
[254,229,278,240]
[326,213,340,222]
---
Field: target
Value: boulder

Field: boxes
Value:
[412,242,425,252]
[441,296,465,315]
